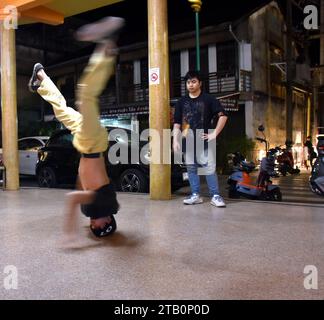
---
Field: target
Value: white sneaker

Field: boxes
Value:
[210,195,226,207]
[183,194,203,205]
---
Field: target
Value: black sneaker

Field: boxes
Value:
[75,16,125,43]
[28,63,44,93]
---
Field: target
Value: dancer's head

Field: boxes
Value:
[90,215,116,237]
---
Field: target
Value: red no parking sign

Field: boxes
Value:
[149,68,160,85]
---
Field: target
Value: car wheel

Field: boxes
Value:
[119,169,148,193]
[37,167,57,188]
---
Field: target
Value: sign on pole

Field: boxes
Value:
[149,67,160,85]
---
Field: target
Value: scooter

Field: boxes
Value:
[227,150,282,201]
[276,143,300,176]
[309,134,324,196]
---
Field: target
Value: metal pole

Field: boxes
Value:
[195,11,200,71]
[188,1,202,70]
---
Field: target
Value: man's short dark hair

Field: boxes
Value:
[184,70,202,82]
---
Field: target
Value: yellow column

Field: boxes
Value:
[0,23,19,190]
[147,0,171,200]
[307,95,311,137]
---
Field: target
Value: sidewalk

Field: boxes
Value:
[0,187,323,300]
[176,170,324,205]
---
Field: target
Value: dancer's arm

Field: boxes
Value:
[64,191,95,235]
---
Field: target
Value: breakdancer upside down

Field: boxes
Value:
[29,17,125,241]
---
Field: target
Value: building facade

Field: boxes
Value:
[4,1,314,166]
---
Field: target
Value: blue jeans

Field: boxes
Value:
[184,144,220,196]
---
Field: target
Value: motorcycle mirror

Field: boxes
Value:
[258,124,265,132]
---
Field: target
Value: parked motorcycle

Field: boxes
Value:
[227,151,282,201]
[275,144,300,176]
[309,135,324,196]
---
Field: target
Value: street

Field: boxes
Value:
[176,169,324,206]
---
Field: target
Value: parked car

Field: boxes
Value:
[36,128,188,192]
[0,136,49,175]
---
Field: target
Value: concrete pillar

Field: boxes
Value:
[208,45,217,73]
[285,0,293,142]
[133,60,141,85]
[133,60,141,102]
[249,7,268,138]
[0,24,19,190]
[313,84,319,138]
[208,45,217,94]
[180,50,189,96]
[319,0,324,128]
[307,95,311,137]
[245,101,254,139]
[320,0,324,87]
[147,0,171,200]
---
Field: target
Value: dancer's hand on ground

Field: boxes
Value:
[58,232,82,249]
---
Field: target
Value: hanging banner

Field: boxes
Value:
[219,98,239,111]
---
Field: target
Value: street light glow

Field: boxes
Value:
[188,0,202,13]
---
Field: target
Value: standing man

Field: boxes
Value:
[304,136,317,169]
[173,70,228,207]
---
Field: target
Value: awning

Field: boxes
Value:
[0,0,123,25]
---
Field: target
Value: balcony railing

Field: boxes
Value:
[240,70,252,92]
[67,70,251,109]
[207,72,236,94]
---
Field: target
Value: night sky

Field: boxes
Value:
[18,0,320,66]
[73,0,321,66]
[74,0,275,44]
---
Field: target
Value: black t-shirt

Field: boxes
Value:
[173,92,227,134]
[304,140,314,153]
[81,183,119,219]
